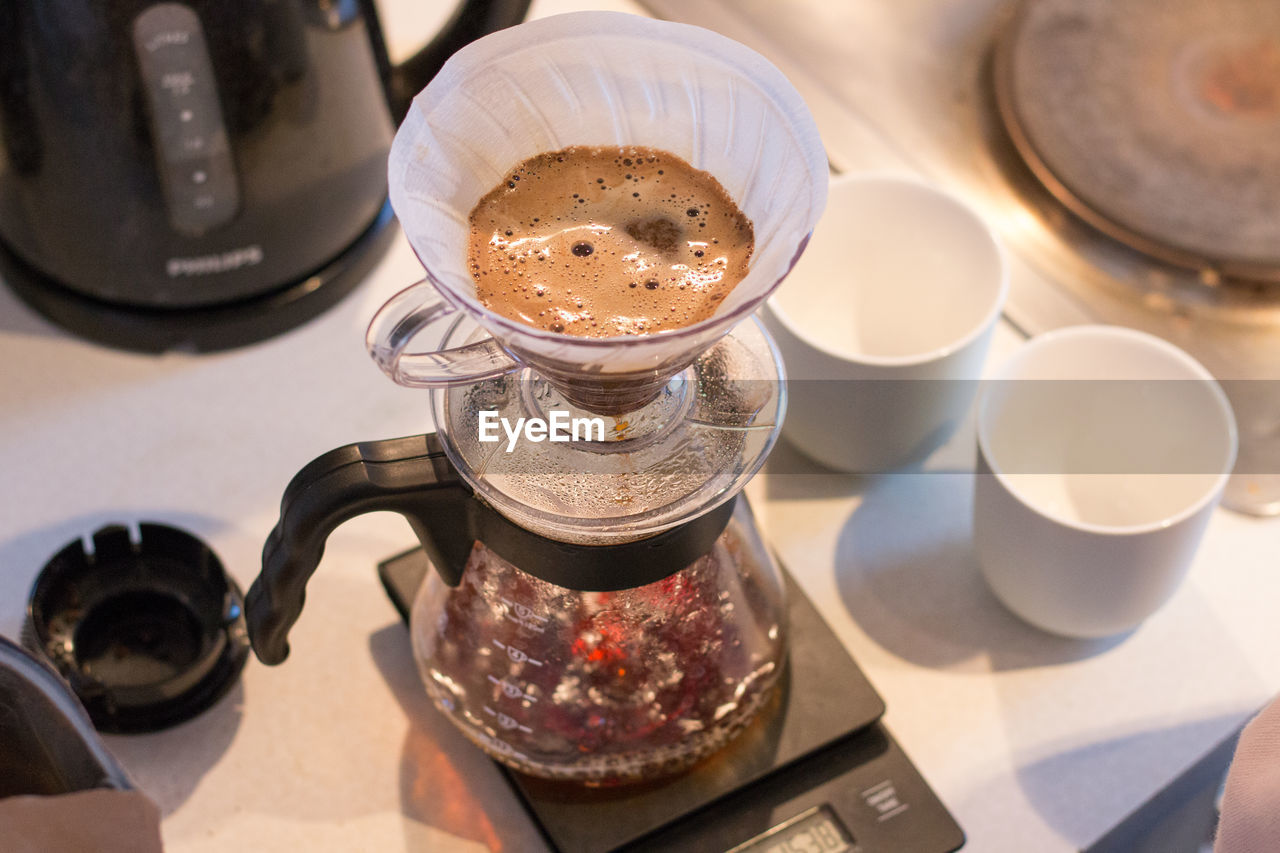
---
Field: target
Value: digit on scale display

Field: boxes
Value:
[729,805,857,853]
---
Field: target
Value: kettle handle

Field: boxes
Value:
[360,0,533,123]
[245,433,472,666]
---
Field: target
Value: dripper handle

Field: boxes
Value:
[366,279,519,387]
[245,434,474,666]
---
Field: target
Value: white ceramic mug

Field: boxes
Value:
[762,175,1008,472]
[974,325,1238,638]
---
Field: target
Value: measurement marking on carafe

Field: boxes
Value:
[492,639,544,666]
[474,731,527,762]
[488,674,537,703]
[483,705,533,733]
[498,597,549,632]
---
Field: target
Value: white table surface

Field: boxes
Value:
[2,1,1279,851]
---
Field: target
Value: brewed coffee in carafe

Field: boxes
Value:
[414,488,786,782]
[244,10,828,786]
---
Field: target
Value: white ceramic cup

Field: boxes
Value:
[762,175,1008,472]
[974,325,1238,638]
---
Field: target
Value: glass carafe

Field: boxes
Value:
[413,497,785,784]
[246,314,792,784]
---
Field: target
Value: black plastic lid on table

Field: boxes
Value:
[24,523,249,734]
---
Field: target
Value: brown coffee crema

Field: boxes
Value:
[468,146,754,337]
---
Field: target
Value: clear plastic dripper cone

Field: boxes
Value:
[380,11,828,412]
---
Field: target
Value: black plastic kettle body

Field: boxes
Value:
[0,0,528,350]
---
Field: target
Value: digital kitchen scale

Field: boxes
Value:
[379,547,965,853]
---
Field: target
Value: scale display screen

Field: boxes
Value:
[728,805,856,853]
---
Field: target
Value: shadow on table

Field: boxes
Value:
[367,624,547,853]
[103,682,244,817]
[959,712,1249,850]
[832,469,1125,672]
[762,437,882,503]
[0,274,68,341]
[0,279,200,421]
[763,439,1125,672]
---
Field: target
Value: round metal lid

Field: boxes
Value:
[995,0,1280,281]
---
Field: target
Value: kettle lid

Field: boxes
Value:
[24,523,249,734]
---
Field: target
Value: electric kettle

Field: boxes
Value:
[0,0,529,351]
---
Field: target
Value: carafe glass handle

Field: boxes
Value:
[366,279,519,388]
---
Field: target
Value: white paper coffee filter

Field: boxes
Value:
[388,11,827,371]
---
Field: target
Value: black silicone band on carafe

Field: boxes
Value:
[245,432,736,666]
[482,494,737,593]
